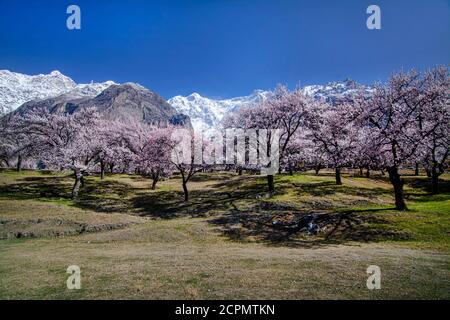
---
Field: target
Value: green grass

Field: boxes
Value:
[0,169,449,299]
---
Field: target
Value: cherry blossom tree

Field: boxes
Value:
[307,103,360,185]
[118,120,176,190]
[357,67,449,209]
[281,134,305,175]
[0,118,14,167]
[170,130,209,201]
[271,85,310,165]
[353,126,387,178]
[223,85,309,192]
[131,125,174,190]
[90,120,134,179]
[16,108,101,198]
[224,102,279,192]
[1,115,38,171]
[415,67,450,194]
[280,131,323,175]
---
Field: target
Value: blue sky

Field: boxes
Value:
[0,0,448,99]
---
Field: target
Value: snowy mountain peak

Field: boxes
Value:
[48,70,66,78]
[0,70,116,115]
[168,90,271,131]
[303,79,370,102]
[188,92,202,99]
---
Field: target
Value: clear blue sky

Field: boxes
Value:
[0,0,448,99]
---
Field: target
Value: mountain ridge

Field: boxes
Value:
[0,70,116,115]
[12,82,192,128]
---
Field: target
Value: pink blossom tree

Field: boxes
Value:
[170,130,208,201]
[0,118,14,167]
[118,120,176,190]
[307,103,360,185]
[1,115,38,171]
[223,85,309,192]
[17,108,101,198]
[415,67,450,194]
[357,67,449,209]
[90,120,134,179]
[224,102,279,192]
[353,126,387,177]
[130,125,174,190]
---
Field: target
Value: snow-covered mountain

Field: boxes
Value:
[303,78,371,103]
[0,70,115,115]
[169,79,371,131]
[168,90,271,131]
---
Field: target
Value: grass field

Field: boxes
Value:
[0,169,449,299]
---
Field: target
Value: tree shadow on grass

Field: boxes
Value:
[208,206,409,248]
[404,177,450,197]
[364,174,450,199]
[189,172,237,182]
[74,179,138,213]
[131,181,264,218]
[0,175,73,200]
[0,174,140,214]
[0,171,423,248]
[291,181,392,198]
[129,172,410,248]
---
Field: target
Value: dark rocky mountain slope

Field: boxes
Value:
[12,83,191,128]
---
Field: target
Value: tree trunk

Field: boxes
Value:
[151,175,159,190]
[315,164,322,175]
[414,163,419,176]
[109,163,115,174]
[431,173,439,195]
[365,167,370,178]
[431,162,439,194]
[80,175,85,188]
[16,154,22,172]
[425,169,432,177]
[387,166,407,210]
[289,165,293,176]
[72,170,82,199]
[100,161,105,179]
[335,167,342,185]
[267,174,275,193]
[380,169,385,176]
[182,181,189,201]
[359,167,363,176]
[238,168,243,176]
